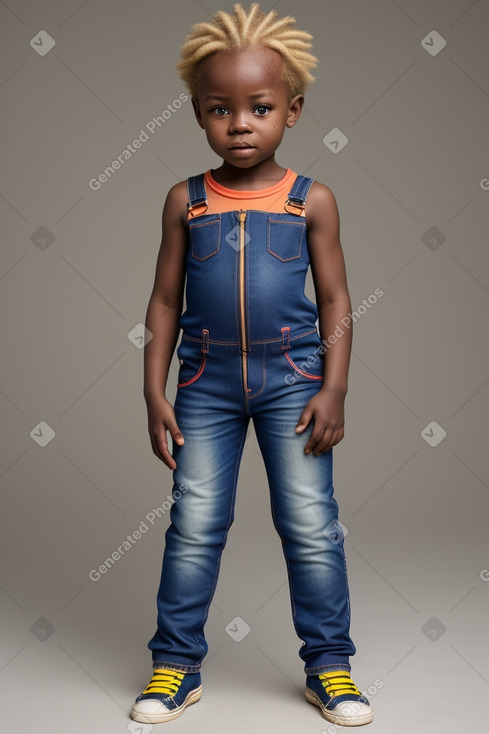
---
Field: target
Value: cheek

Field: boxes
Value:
[207,120,225,132]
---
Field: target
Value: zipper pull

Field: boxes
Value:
[236,209,247,224]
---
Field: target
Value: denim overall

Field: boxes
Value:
[147,172,357,675]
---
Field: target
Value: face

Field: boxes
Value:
[191,46,304,168]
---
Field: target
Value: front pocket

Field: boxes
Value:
[177,354,207,387]
[189,215,221,261]
[176,334,208,387]
[267,214,306,262]
[283,348,324,380]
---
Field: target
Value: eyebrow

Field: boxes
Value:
[204,91,276,101]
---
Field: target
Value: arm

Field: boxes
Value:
[295,182,353,455]
[143,181,188,469]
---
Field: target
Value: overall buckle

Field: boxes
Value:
[188,201,209,218]
[283,198,305,216]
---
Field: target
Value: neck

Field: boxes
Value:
[211,156,287,190]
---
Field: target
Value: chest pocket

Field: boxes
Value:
[189,215,221,261]
[267,213,306,262]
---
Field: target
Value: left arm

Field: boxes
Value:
[295,182,352,455]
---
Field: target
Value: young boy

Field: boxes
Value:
[132,3,374,727]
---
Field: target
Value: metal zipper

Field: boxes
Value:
[237,210,251,393]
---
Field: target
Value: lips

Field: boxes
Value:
[229,144,255,149]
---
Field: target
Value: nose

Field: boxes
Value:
[228,111,252,134]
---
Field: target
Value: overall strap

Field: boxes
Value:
[187,173,208,217]
[284,174,315,216]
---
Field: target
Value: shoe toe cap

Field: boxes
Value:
[334,700,373,719]
[133,698,170,714]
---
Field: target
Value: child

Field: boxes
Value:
[132,3,373,727]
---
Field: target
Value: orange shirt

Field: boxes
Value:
[202,168,301,215]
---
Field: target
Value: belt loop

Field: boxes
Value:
[201,328,209,353]
[280,326,290,350]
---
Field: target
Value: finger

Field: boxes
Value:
[161,444,177,471]
[312,437,333,455]
[313,427,344,455]
[304,423,329,454]
[157,416,184,469]
[158,433,177,470]
[153,427,178,470]
[167,418,185,445]
[295,406,312,433]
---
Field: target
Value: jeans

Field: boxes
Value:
[147,327,356,675]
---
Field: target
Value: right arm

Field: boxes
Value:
[143,181,188,470]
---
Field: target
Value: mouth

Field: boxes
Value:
[228,144,256,150]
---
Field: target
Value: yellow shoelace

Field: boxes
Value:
[142,668,185,696]
[318,671,362,698]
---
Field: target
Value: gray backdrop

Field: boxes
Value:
[1,1,488,732]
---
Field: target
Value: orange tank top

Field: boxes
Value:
[199,168,302,216]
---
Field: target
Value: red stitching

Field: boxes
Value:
[177,354,207,387]
[284,351,323,380]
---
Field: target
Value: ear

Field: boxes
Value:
[286,94,304,128]
[192,96,205,130]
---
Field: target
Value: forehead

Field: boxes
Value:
[195,46,287,96]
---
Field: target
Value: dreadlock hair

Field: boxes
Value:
[176,2,318,99]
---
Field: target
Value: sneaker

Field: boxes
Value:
[131,667,202,723]
[305,670,374,726]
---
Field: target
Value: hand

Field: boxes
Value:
[145,394,184,470]
[295,387,346,455]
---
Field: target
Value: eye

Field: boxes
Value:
[254,105,271,116]
[213,106,229,116]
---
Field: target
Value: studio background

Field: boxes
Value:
[1,1,488,732]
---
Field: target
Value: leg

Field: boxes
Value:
[253,392,356,675]
[148,390,249,672]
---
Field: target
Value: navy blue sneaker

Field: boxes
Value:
[305,670,374,726]
[131,668,202,723]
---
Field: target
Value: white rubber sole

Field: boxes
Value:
[131,685,203,724]
[305,687,374,726]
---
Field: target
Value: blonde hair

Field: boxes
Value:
[177,2,318,99]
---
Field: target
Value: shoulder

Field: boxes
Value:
[163,179,189,228]
[304,180,340,231]
[165,179,188,206]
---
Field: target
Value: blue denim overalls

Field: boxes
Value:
[147,171,357,676]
